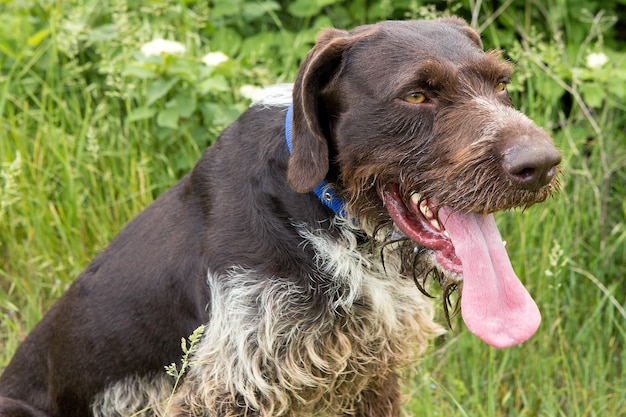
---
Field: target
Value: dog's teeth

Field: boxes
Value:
[430,218,442,231]
[410,193,435,220]
[502,240,507,247]
[420,201,434,219]
[410,193,421,206]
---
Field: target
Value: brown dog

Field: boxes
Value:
[0,17,560,417]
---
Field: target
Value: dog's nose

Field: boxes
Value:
[502,137,561,190]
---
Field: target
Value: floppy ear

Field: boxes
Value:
[287,28,359,193]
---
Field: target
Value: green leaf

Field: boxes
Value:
[610,82,626,100]
[580,84,605,108]
[201,103,242,127]
[175,94,197,118]
[240,32,275,61]
[122,64,157,79]
[243,1,281,21]
[146,78,179,106]
[197,75,230,94]
[157,107,180,129]
[288,0,339,18]
[127,106,157,122]
[212,0,241,17]
[27,28,50,46]
[166,59,198,81]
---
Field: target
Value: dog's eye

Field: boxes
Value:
[405,92,426,104]
[496,82,508,93]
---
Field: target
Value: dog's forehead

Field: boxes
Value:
[342,20,504,95]
[356,20,484,61]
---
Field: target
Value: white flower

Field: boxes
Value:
[586,52,609,69]
[239,85,264,101]
[201,51,229,67]
[140,39,186,57]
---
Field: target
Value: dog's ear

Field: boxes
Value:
[438,17,483,50]
[287,28,366,193]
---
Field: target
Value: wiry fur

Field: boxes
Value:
[91,375,173,417]
[91,220,443,417]
[168,222,443,417]
[0,17,560,417]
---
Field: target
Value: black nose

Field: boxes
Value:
[502,137,561,190]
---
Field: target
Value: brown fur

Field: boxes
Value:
[0,18,560,417]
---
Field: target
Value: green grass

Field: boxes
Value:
[1,1,625,416]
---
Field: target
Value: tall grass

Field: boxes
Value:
[1,1,624,416]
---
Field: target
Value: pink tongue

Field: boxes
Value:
[439,207,541,348]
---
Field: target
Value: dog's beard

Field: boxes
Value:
[376,230,461,327]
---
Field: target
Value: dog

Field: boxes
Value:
[0,17,561,417]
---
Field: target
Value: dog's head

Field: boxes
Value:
[287,18,561,348]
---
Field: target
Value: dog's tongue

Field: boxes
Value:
[439,207,541,348]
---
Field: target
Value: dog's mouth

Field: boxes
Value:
[381,183,541,348]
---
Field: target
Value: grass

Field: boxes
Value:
[1,1,625,416]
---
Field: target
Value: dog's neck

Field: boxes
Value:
[284,104,347,218]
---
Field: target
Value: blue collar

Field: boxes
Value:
[285,104,347,218]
